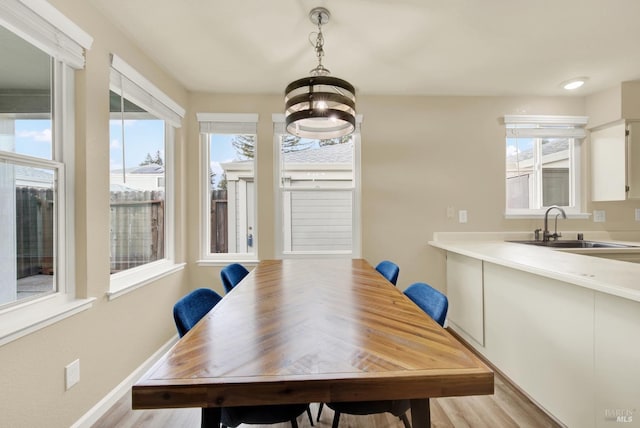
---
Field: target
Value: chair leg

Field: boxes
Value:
[290,417,299,428]
[399,412,412,428]
[331,411,341,428]
[306,405,314,426]
[316,403,324,421]
[201,408,221,428]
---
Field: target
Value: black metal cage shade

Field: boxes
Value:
[284,75,356,139]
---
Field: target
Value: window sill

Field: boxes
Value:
[196,258,259,267]
[0,294,95,347]
[108,260,186,300]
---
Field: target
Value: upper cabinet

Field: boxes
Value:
[587,81,640,201]
[591,121,640,201]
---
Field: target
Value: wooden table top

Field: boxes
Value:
[132,258,493,410]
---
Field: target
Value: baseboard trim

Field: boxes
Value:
[71,335,178,428]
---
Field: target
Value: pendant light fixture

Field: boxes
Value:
[284,7,356,139]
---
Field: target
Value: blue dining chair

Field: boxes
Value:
[221,263,250,293]
[375,260,400,285]
[404,282,449,327]
[172,288,312,428]
[173,288,223,338]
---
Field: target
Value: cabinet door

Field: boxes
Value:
[446,253,484,346]
[594,292,640,427]
[591,123,627,201]
[627,122,640,199]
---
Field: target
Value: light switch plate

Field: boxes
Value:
[458,210,468,223]
[635,208,640,221]
[593,210,606,222]
[446,206,454,219]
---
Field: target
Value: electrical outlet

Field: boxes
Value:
[635,208,640,221]
[458,210,468,223]
[593,210,606,223]
[65,359,80,390]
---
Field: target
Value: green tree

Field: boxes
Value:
[139,150,163,166]
[282,134,313,153]
[208,166,216,186]
[318,135,351,147]
[231,135,256,159]
[218,172,227,190]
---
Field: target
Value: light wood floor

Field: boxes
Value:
[93,369,562,428]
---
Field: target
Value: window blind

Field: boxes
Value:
[110,54,185,128]
[197,113,259,134]
[504,115,588,139]
[0,0,92,69]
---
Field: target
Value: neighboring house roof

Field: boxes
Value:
[110,164,164,174]
[131,164,164,174]
[507,138,569,163]
[15,165,53,186]
[283,141,353,163]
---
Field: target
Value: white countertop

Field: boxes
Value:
[429,232,640,303]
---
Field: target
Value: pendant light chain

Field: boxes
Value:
[311,10,328,76]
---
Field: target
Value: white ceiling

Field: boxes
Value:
[87,0,640,97]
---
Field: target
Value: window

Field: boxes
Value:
[198,113,258,262]
[0,0,94,345]
[505,115,588,216]
[273,115,361,257]
[108,55,185,297]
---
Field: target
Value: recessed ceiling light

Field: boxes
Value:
[562,77,588,90]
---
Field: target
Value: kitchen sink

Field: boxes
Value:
[507,240,639,249]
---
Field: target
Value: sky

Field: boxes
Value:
[506,137,533,160]
[14,120,52,159]
[109,119,164,170]
[14,119,242,183]
[13,118,166,170]
[209,134,248,187]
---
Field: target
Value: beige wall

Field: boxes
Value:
[2,2,640,427]
[188,93,640,294]
[0,1,190,427]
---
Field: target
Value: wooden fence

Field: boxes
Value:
[110,190,165,274]
[16,187,54,279]
[210,189,228,253]
[17,187,226,278]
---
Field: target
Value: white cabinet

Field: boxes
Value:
[591,121,640,201]
[482,263,595,428]
[446,253,484,346]
[594,293,640,427]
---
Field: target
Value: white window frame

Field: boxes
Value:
[272,114,362,259]
[504,115,590,219]
[0,0,95,346]
[107,55,186,299]
[197,113,259,265]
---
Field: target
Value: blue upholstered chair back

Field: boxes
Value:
[221,263,250,293]
[173,288,223,338]
[375,260,400,285]
[403,282,449,326]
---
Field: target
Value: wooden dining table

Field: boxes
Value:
[132,258,494,427]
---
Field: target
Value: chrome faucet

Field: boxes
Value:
[543,205,567,241]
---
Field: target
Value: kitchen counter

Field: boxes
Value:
[430,232,640,427]
[429,232,640,303]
